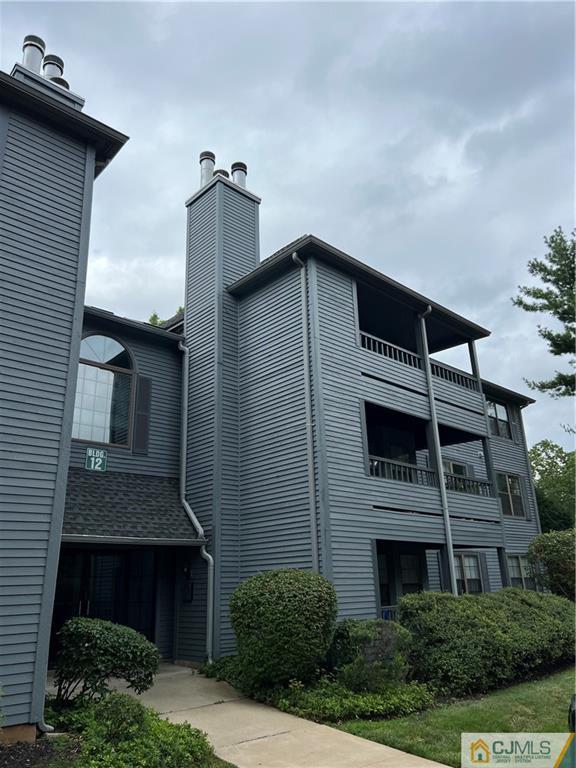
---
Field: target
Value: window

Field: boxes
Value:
[72,335,133,446]
[443,459,468,476]
[497,473,525,517]
[507,555,535,590]
[487,400,512,439]
[454,553,483,594]
[400,554,423,594]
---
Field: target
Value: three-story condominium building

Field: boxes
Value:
[0,38,540,737]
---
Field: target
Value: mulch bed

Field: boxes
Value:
[0,736,81,768]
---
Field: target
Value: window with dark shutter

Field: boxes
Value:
[133,376,152,455]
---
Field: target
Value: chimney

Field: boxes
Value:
[231,162,247,188]
[199,151,215,186]
[42,54,63,79]
[22,35,45,73]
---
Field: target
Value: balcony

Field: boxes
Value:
[361,331,479,392]
[369,456,494,497]
[369,456,437,487]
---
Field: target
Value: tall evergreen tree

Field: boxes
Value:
[513,227,575,397]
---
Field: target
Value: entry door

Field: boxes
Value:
[51,549,156,660]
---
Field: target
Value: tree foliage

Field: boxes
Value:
[529,439,575,531]
[528,529,575,600]
[513,227,575,397]
[148,306,184,327]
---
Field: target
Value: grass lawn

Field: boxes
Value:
[339,668,575,768]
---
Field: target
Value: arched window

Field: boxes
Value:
[72,335,134,446]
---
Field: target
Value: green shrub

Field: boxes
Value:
[274,677,433,722]
[528,529,575,599]
[333,620,412,693]
[229,569,337,693]
[54,617,160,704]
[202,655,243,689]
[47,692,214,768]
[398,588,575,696]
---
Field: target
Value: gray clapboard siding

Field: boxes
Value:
[68,318,181,477]
[0,110,92,726]
[238,268,313,586]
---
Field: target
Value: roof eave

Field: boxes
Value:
[84,306,184,343]
[0,71,128,176]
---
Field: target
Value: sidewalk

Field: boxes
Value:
[130,664,448,768]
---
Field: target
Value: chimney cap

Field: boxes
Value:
[23,34,46,52]
[43,53,64,68]
[213,168,230,178]
[200,150,216,162]
[231,161,247,173]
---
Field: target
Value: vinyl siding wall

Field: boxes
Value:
[310,258,528,616]
[0,110,92,725]
[238,268,314,580]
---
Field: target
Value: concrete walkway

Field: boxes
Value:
[121,664,448,768]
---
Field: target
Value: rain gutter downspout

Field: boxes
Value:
[178,340,214,662]
[418,306,458,596]
[292,252,320,572]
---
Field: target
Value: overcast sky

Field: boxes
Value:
[1,2,574,448]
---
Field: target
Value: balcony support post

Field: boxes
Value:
[468,340,511,586]
[417,308,458,596]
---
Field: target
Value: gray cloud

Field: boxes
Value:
[1,1,573,447]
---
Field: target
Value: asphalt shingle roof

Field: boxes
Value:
[63,468,201,542]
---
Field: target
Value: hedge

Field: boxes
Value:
[229,569,337,693]
[397,588,575,696]
[54,618,160,703]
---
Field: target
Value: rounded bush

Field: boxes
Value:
[528,529,575,599]
[335,620,412,692]
[55,617,160,703]
[229,569,338,692]
[397,589,575,696]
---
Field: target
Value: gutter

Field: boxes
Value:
[292,252,320,572]
[418,306,458,596]
[178,340,215,663]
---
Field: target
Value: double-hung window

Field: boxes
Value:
[454,553,483,594]
[507,555,535,589]
[497,473,525,517]
[487,400,512,439]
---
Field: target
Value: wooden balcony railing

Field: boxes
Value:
[360,332,422,370]
[430,360,480,392]
[444,472,493,497]
[370,457,494,497]
[369,456,437,487]
[360,331,480,392]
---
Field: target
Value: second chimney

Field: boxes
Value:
[42,54,64,79]
[231,162,247,188]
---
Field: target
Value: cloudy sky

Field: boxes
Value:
[1,1,574,448]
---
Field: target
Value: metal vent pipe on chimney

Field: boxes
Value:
[49,76,70,91]
[42,54,64,79]
[199,151,215,186]
[213,168,230,179]
[231,162,247,188]
[22,35,46,73]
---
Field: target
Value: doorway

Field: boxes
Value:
[51,548,156,660]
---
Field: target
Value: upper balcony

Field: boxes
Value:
[357,281,487,431]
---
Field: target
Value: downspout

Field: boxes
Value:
[178,340,214,663]
[418,306,458,596]
[292,252,320,572]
